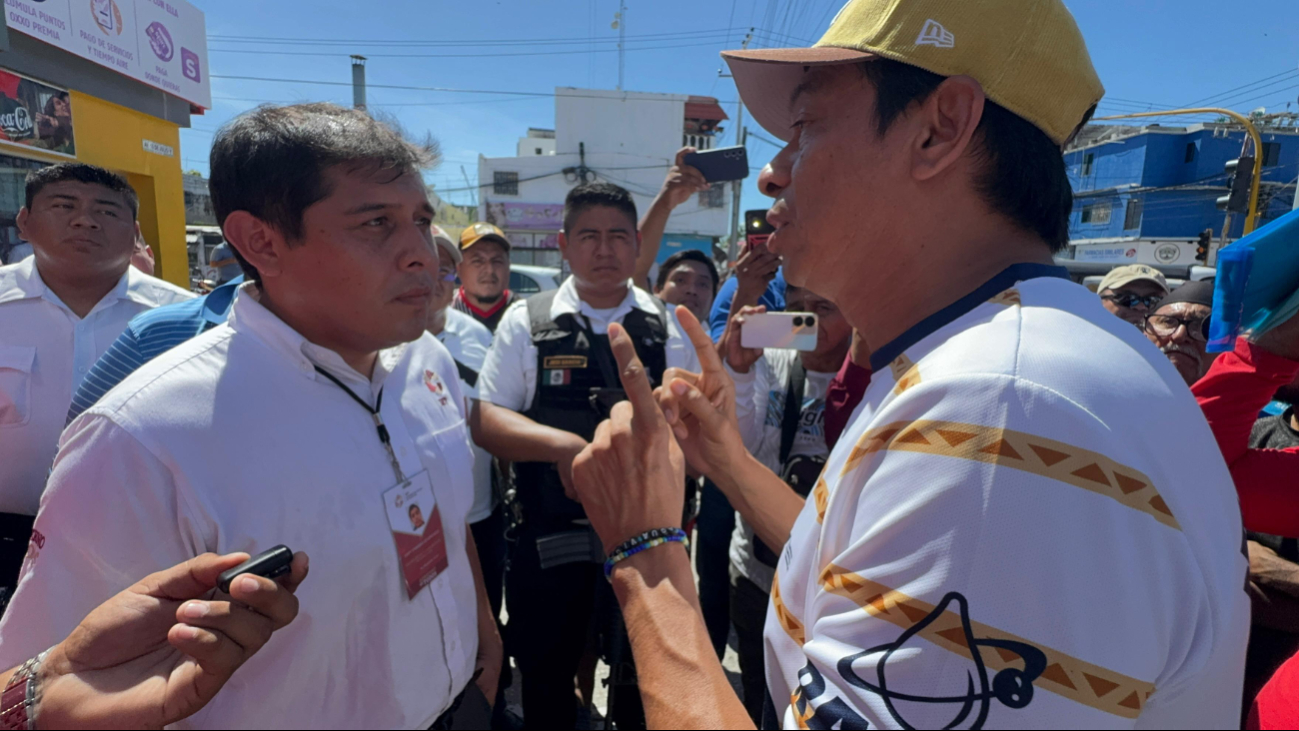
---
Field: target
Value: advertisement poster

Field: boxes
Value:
[3,0,211,109]
[0,68,74,156]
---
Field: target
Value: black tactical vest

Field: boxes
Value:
[515,290,669,534]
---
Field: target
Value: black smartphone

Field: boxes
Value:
[683,146,750,183]
[217,545,294,594]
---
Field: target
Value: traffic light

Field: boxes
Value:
[1216,156,1255,213]
[1195,228,1212,263]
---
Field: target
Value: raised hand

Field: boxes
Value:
[37,551,309,730]
[660,147,710,209]
[718,305,767,374]
[571,322,687,553]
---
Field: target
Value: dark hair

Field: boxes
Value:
[562,182,637,235]
[859,59,1076,252]
[209,103,439,282]
[408,504,421,515]
[656,249,719,293]
[25,163,138,219]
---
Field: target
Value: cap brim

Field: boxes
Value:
[434,237,462,264]
[722,47,875,142]
[463,233,511,252]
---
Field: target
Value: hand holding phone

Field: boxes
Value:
[217,545,294,594]
[683,146,750,183]
[741,312,819,351]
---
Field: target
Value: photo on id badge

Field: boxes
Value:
[383,471,449,599]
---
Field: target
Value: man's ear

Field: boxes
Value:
[557,231,569,258]
[15,207,29,239]
[223,211,288,279]
[910,75,985,183]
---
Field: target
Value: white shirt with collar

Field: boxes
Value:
[0,284,480,730]
[479,276,701,412]
[0,257,193,515]
[436,308,496,523]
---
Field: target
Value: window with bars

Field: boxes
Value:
[1262,142,1282,167]
[1082,153,1095,176]
[493,171,519,195]
[699,183,725,208]
[1080,202,1111,225]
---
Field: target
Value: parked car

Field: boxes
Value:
[510,265,562,295]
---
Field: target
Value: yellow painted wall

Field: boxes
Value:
[66,90,187,288]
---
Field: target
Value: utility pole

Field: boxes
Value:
[614,0,627,91]
[350,55,367,111]
[460,165,477,210]
[723,31,753,261]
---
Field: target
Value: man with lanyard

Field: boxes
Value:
[454,222,521,334]
[567,0,1250,728]
[0,103,502,729]
[475,182,700,729]
[718,285,852,722]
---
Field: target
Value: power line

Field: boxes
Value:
[1181,68,1299,108]
[207,27,747,47]
[208,38,738,59]
[209,75,738,105]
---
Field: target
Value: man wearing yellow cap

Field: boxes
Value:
[454,222,521,333]
[565,0,1251,728]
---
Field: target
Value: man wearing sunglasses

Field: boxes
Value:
[1144,279,1219,385]
[1097,264,1169,327]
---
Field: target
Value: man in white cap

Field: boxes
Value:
[565,0,1250,728]
[1097,264,1170,327]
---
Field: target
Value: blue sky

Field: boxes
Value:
[184,0,1299,219]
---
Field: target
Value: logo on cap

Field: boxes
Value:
[916,19,955,49]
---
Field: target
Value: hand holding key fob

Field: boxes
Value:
[217,545,294,594]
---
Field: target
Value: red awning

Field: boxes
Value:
[685,96,728,122]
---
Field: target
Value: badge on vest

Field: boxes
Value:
[543,356,589,370]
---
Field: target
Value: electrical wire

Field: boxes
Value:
[207,27,748,47]
[208,38,739,59]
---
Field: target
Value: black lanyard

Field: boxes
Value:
[314,366,407,484]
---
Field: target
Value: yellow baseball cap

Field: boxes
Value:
[721,0,1104,147]
[460,222,511,252]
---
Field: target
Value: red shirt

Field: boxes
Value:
[823,353,871,451]
[1251,651,1299,729]
[1192,338,1299,536]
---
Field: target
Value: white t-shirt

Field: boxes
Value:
[0,286,479,730]
[479,277,700,412]
[0,258,193,514]
[436,308,497,523]
[729,349,835,593]
[766,266,1249,729]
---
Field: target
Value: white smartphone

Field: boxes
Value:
[741,312,819,351]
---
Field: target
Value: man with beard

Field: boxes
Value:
[1144,280,1218,386]
[454,222,520,334]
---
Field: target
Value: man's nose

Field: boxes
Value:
[69,213,99,229]
[759,144,795,198]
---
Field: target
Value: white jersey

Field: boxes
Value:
[436,308,496,523]
[765,265,1249,729]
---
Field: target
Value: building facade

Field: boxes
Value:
[0,1,209,286]
[478,88,730,270]
[1064,121,1299,266]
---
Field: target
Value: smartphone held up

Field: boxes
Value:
[742,312,819,352]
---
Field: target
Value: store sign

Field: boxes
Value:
[141,138,171,156]
[0,68,74,156]
[1073,241,1199,266]
[485,201,564,231]
[3,0,211,109]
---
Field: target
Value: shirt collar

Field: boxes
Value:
[550,275,658,321]
[0,257,135,315]
[226,283,405,399]
[868,263,1070,373]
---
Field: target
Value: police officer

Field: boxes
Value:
[476,182,700,729]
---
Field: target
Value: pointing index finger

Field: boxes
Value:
[674,305,726,378]
[608,322,661,426]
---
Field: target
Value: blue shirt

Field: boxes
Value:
[66,277,242,424]
[708,267,787,342]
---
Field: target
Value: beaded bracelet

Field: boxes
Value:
[604,527,689,579]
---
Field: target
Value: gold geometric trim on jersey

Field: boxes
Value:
[820,565,1157,719]
[841,419,1180,531]
[771,571,805,646]
[889,353,921,396]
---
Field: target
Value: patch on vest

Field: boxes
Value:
[543,355,589,370]
[545,369,573,386]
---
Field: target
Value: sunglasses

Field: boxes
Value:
[1102,292,1163,310]
[1144,313,1211,343]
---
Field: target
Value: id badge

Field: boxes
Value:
[381,470,449,599]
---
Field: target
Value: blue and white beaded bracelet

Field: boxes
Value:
[604,527,689,579]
